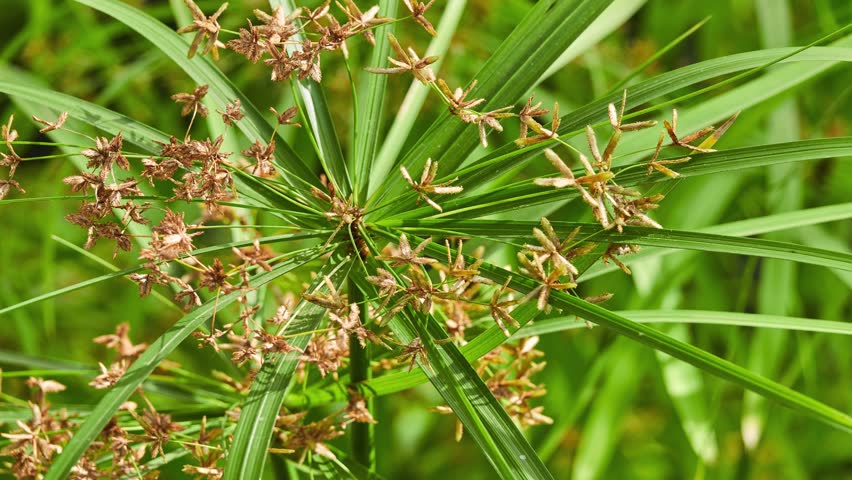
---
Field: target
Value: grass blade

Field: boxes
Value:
[0,233,320,316]
[385,219,852,272]
[572,339,643,480]
[583,203,852,279]
[272,0,351,197]
[742,0,801,450]
[0,77,169,152]
[472,260,852,433]
[395,237,852,434]
[445,44,852,198]
[353,259,553,479]
[352,0,398,203]
[537,0,647,86]
[655,324,719,464]
[224,254,352,480]
[514,310,852,337]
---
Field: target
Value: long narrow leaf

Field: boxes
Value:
[385,137,852,221]
[385,219,852,272]
[352,0,398,203]
[225,254,352,480]
[274,0,351,197]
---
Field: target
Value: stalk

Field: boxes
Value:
[348,276,375,471]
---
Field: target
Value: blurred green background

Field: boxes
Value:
[0,0,849,479]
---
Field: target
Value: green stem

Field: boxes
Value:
[348,276,374,471]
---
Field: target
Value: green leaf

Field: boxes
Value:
[583,202,852,279]
[536,0,647,86]
[384,219,852,272]
[0,76,169,152]
[44,250,325,480]
[572,339,644,480]
[369,0,615,210]
[375,234,852,434]
[225,254,352,480]
[470,259,852,433]
[272,0,351,198]
[384,45,852,214]
[387,137,852,221]
[352,0,398,203]
[741,0,802,451]
[514,310,852,337]
[655,324,719,464]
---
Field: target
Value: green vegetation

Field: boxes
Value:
[0,1,849,479]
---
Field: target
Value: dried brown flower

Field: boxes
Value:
[2,114,18,143]
[663,108,715,153]
[489,277,520,337]
[177,0,228,60]
[366,33,438,84]
[93,322,148,359]
[0,178,25,200]
[517,252,576,310]
[133,408,185,458]
[217,99,244,126]
[515,96,560,147]
[172,84,210,118]
[32,111,68,134]
[81,132,130,178]
[338,0,390,45]
[227,21,264,63]
[89,361,128,389]
[403,0,437,36]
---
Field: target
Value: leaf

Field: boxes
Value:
[0,76,169,152]
[271,0,351,198]
[471,259,852,433]
[0,233,320,316]
[384,219,852,272]
[383,45,852,215]
[572,339,644,480]
[44,250,325,480]
[514,310,852,337]
[224,255,352,480]
[384,236,852,433]
[536,0,647,86]
[352,0,399,203]
[655,324,719,464]
[583,203,852,279]
[742,0,801,451]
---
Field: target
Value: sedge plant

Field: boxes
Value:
[0,0,850,478]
